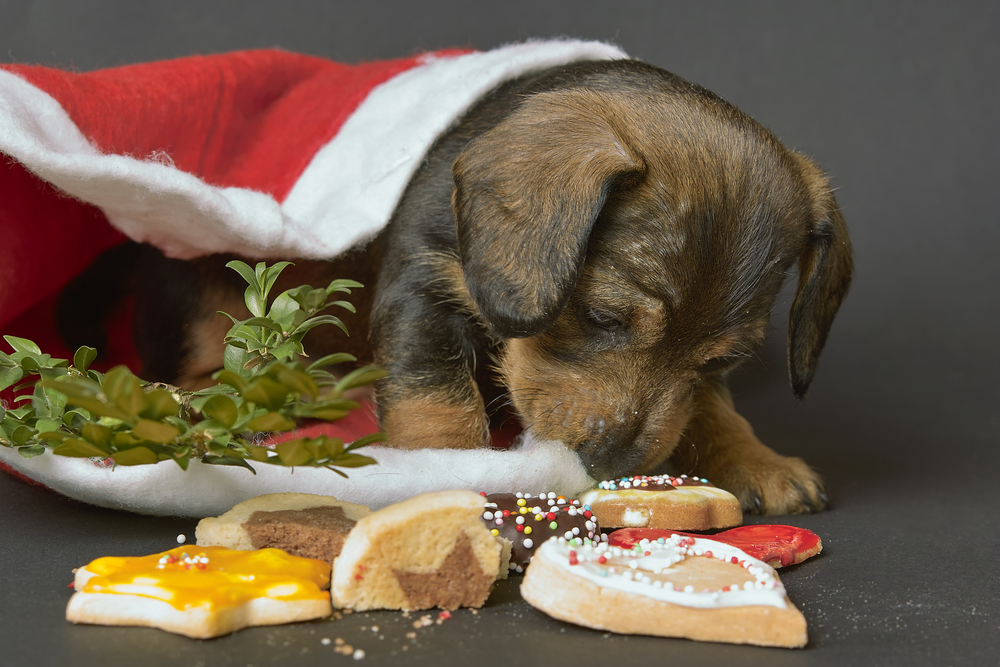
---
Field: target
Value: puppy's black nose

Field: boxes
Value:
[576,423,647,480]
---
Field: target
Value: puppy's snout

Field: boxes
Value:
[576,418,645,480]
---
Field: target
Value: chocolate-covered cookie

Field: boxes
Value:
[480,491,601,573]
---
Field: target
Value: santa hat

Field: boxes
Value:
[0,40,627,516]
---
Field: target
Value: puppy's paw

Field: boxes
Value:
[381,396,489,450]
[709,453,829,516]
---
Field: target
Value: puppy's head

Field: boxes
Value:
[453,62,852,479]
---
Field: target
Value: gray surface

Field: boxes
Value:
[2,1,999,665]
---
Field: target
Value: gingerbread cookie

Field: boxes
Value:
[67,546,332,638]
[579,474,742,531]
[196,493,370,564]
[521,534,807,648]
[331,490,508,611]
[609,525,822,568]
[480,492,602,573]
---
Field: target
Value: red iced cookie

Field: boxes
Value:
[608,525,822,568]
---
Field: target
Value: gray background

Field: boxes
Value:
[1,1,998,665]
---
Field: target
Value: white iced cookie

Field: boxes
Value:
[332,490,508,611]
[579,474,742,530]
[521,534,807,648]
[67,546,332,638]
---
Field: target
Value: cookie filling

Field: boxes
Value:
[243,505,357,562]
[393,533,495,610]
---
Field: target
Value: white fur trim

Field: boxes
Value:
[0,435,595,517]
[0,40,626,260]
[0,69,295,260]
[282,40,628,256]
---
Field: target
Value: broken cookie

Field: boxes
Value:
[195,492,370,563]
[332,490,508,611]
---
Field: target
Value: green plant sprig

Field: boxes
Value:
[0,261,387,476]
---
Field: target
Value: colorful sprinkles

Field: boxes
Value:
[479,491,604,573]
[596,474,713,491]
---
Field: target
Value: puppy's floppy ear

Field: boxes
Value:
[452,90,645,337]
[788,155,854,399]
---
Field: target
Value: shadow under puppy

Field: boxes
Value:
[61,60,852,515]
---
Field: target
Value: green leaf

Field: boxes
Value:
[244,284,266,318]
[80,423,113,449]
[223,343,254,379]
[294,398,358,420]
[213,369,249,393]
[35,431,69,442]
[10,425,36,445]
[17,444,46,459]
[325,279,363,294]
[334,365,389,393]
[291,315,348,337]
[52,438,109,458]
[63,409,90,430]
[0,366,24,392]
[246,412,295,433]
[73,346,98,373]
[273,365,319,400]
[328,300,357,313]
[33,418,62,435]
[306,353,356,372]
[320,436,345,459]
[113,431,143,448]
[332,453,377,468]
[201,454,257,473]
[260,261,293,299]
[110,446,159,466]
[200,394,239,428]
[346,432,387,450]
[224,260,258,288]
[3,335,42,357]
[267,340,303,363]
[275,438,315,466]
[140,389,180,421]
[267,292,301,329]
[240,317,284,333]
[242,377,289,412]
[101,366,145,420]
[132,419,180,444]
[246,445,274,462]
[304,288,327,310]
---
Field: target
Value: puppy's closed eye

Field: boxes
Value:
[583,307,626,332]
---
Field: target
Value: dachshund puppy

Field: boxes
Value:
[61,60,852,515]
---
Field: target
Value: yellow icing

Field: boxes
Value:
[78,546,330,611]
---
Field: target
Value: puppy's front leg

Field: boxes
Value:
[672,378,829,515]
[371,271,489,451]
